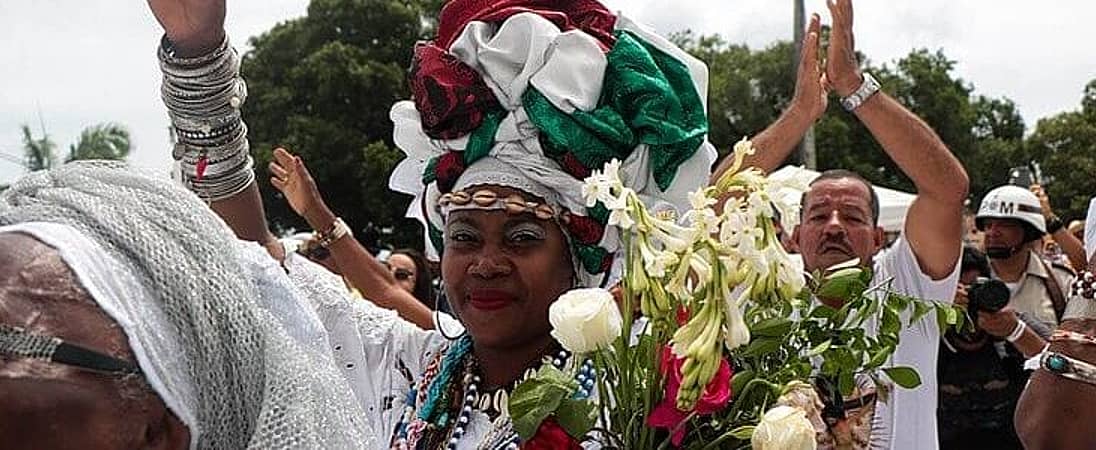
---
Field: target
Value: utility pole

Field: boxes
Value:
[793,0,817,169]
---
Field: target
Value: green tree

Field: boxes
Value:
[243,0,441,248]
[1024,79,1096,220]
[683,38,1025,205]
[21,124,57,171]
[66,123,132,162]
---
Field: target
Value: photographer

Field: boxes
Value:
[976,185,1075,327]
[937,246,1049,450]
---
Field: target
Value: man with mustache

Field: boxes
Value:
[713,1,967,448]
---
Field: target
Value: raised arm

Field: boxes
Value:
[269,148,435,330]
[710,13,827,182]
[146,0,282,255]
[825,0,968,279]
[1031,184,1087,270]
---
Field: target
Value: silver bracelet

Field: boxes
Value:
[840,72,881,111]
[1040,351,1096,387]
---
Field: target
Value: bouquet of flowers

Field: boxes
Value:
[508,139,962,449]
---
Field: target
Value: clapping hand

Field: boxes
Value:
[791,13,829,122]
[825,0,864,97]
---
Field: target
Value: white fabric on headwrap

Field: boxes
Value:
[0,162,377,449]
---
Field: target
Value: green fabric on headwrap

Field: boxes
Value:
[524,30,708,191]
[574,243,610,274]
[463,110,503,165]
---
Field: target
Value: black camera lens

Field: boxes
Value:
[968,277,1010,313]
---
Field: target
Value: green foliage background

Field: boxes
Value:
[241,3,1096,250]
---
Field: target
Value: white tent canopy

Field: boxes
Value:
[769,166,916,233]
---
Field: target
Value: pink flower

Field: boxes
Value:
[647,347,733,447]
[523,417,582,450]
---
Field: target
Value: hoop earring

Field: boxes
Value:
[434,284,466,341]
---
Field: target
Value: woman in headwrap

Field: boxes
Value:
[0,163,376,449]
[147,0,716,447]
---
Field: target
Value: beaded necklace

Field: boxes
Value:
[389,336,595,449]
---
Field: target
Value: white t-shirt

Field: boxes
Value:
[1085,197,1095,262]
[863,237,959,450]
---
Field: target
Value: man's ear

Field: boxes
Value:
[873,226,885,251]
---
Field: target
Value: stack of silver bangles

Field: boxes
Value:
[158,35,253,202]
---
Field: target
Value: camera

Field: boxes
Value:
[967,277,1010,317]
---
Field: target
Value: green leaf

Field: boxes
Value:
[816,267,866,299]
[555,397,597,439]
[751,317,793,337]
[731,370,755,397]
[883,366,922,389]
[838,370,856,396]
[909,301,931,326]
[867,345,894,369]
[880,305,901,336]
[729,425,756,440]
[509,366,578,440]
[809,305,837,319]
[741,337,783,357]
[807,339,832,357]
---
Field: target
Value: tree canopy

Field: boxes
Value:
[242,0,442,249]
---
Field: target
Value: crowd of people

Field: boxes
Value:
[2,0,1095,449]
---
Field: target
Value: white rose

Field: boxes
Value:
[751,405,817,450]
[549,288,623,354]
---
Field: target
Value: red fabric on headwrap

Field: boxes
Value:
[436,0,618,49]
[409,44,500,139]
[411,0,617,140]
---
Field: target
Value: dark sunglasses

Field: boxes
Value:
[393,268,414,281]
[0,323,141,376]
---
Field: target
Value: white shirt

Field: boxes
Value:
[1085,197,1095,262]
[865,237,960,450]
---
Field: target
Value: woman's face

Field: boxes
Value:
[0,233,189,450]
[440,187,574,351]
[387,253,418,295]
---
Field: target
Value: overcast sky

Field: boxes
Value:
[3,0,1094,185]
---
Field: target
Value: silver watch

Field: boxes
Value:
[840,72,881,111]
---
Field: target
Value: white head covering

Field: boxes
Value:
[0,162,377,449]
[388,11,717,288]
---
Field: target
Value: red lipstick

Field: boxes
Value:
[468,289,516,311]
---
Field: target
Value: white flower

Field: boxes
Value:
[581,170,606,207]
[602,158,624,190]
[747,190,774,219]
[688,188,716,211]
[751,405,817,450]
[733,137,758,158]
[606,194,635,230]
[639,241,678,278]
[549,288,624,354]
[723,285,751,350]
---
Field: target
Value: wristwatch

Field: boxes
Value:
[1046,214,1064,234]
[841,72,881,111]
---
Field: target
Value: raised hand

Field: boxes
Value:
[792,13,828,122]
[146,0,226,56]
[269,148,326,222]
[825,0,863,97]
